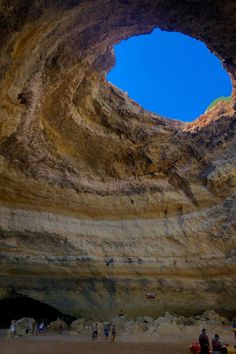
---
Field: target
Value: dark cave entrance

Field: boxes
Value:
[0,296,62,328]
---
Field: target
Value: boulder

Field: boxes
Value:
[201,310,229,323]
[127,321,148,332]
[124,319,135,330]
[143,316,154,323]
[164,311,173,320]
[48,318,67,332]
[111,315,128,330]
[202,310,221,321]
[175,316,194,326]
[156,322,182,336]
[71,318,87,332]
[15,317,35,336]
[136,316,145,323]
[153,315,172,326]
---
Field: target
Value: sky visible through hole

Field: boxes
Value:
[107,29,232,122]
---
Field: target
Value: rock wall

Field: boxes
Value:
[0,0,236,319]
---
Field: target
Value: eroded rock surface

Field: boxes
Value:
[70,311,231,341]
[0,0,236,319]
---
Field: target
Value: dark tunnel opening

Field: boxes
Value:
[0,296,63,328]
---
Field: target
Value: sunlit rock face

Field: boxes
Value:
[0,0,236,320]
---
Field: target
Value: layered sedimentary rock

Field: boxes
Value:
[0,0,236,319]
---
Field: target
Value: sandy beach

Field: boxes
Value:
[1,329,236,354]
[0,334,190,354]
[2,313,236,354]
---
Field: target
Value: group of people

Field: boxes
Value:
[9,317,65,337]
[190,329,228,354]
[199,329,228,353]
[91,322,116,342]
[91,309,124,342]
[9,318,47,336]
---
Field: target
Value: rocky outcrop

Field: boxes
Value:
[14,318,35,336]
[70,311,231,341]
[48,318,67,332]
[0,0,236,319]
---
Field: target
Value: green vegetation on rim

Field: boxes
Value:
[205,96,232,113]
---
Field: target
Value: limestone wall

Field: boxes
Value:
[0,0,235,318]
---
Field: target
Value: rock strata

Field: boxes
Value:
[0,0,235,318]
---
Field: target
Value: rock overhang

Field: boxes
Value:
[0,0,235,319]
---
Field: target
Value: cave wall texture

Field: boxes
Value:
[0,0,236,319]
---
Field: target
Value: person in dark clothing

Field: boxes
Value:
[199,329,210,354]
[212,334,223,353]
[212,333,228,354]
[232,320,236,339]
[111,323,116,342]
[92,323,98,341]
[104,324,109,339]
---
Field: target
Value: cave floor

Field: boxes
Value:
[1,331,236,354]
[0,336,190,354]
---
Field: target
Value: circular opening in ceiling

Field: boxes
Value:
[107,29,232,122]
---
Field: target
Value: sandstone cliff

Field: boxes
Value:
[0,0,235,319]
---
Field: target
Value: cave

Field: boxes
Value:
[0,296,62,328]
[0,1,235,319]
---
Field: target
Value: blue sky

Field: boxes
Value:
[107,29,232,122]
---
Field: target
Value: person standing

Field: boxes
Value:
[199,328,210,354]
[104,324,109,339]
[92,323,98,341]
[9,320,16,337]
[111,323,116,342]
[38,319,45,333]
[232,320,236,339]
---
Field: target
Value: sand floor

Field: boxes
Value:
[1,330,236,354]
[0,333,190,354]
